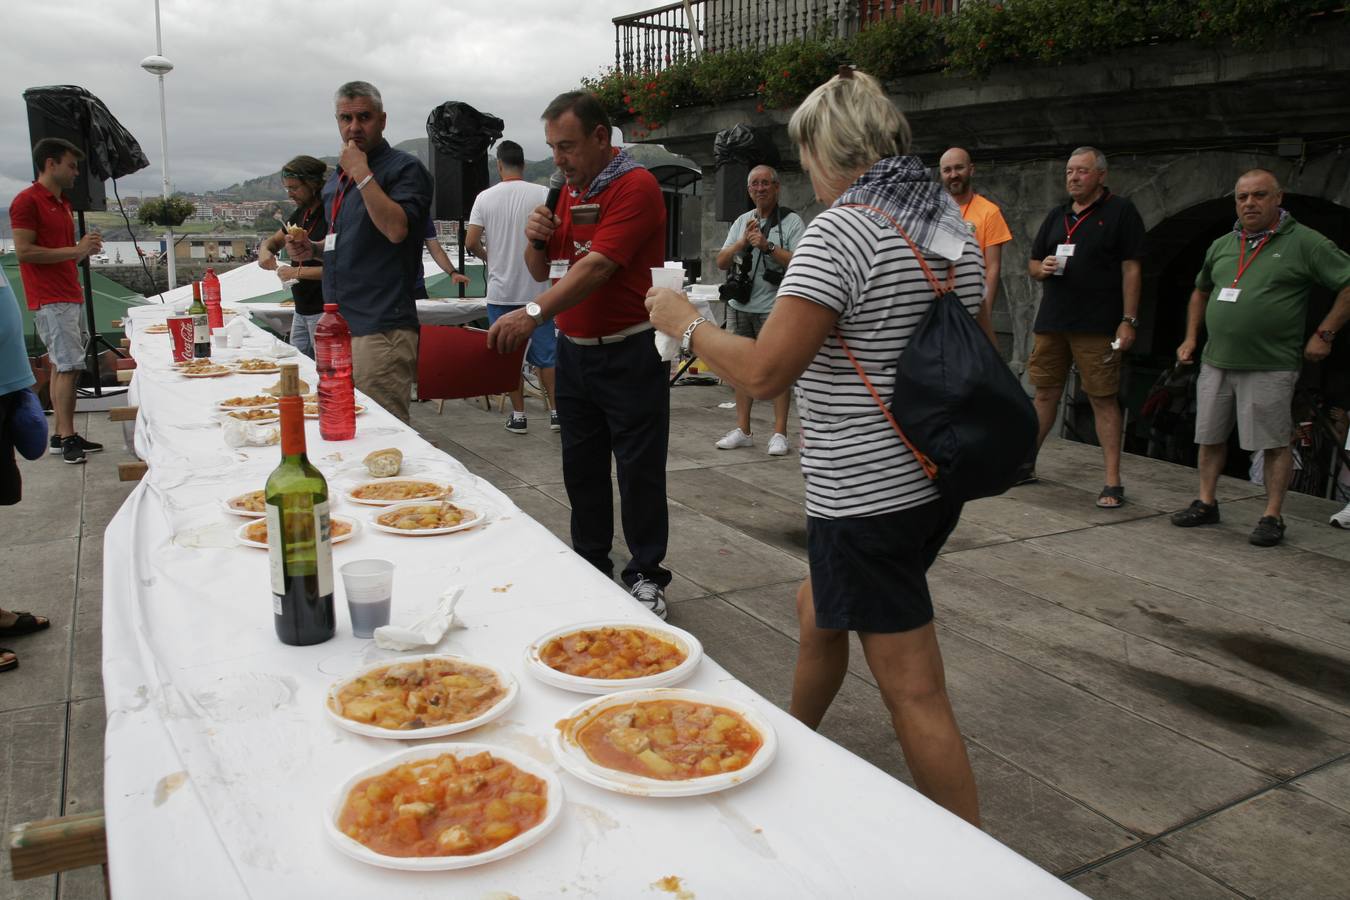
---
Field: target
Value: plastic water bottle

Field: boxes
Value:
[314,303,355,441]
[202,267,224,330]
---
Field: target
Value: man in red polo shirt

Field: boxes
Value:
[488,91,671,619]
[10,138,104,464]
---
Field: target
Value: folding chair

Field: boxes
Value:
[416,325,528,414]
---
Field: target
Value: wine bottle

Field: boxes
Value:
[188,280,211,359]
[265,363,335,646]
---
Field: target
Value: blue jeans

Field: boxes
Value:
[289,312,323,359]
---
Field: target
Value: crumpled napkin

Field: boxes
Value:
[654,298,716,363]
[221,417,279,447]
[373,585,463,650]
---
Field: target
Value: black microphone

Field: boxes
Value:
[533,169,567,251]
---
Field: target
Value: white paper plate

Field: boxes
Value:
[304,403,366,420]
[323,742,563,871]
[221,491,266,518]
[180,366,234,378]
[524,621,703,694]
[220,409,281,425]
[366,501,484,537]
[234,514,359,549]
[549,688,777,798]
[344,478,454,507]
[324,654,518,739]
[216,396,278,412]
[234,359,281,374]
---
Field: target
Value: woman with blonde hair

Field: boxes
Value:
[646,68,982,825]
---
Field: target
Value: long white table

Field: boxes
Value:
[102,304,1081,898]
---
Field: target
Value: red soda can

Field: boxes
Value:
[167,316,195,362]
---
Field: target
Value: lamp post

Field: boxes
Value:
[140,0,176,291]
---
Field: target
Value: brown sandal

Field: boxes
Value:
[0,611,50,637]
[0,649,16,673]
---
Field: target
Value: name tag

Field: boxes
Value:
[1056,243,1076,257]
[1217,287,1241,303]
[548,259,570,280]
[323,233,337,252]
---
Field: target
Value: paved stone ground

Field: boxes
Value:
[4,385,1349,899]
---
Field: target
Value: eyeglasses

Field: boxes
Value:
[748,180,776,188]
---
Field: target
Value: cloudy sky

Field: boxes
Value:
[2,0,646,205]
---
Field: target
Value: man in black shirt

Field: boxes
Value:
[287,80,432,422]
[258,155,328,357]
[1026,146,1145,508]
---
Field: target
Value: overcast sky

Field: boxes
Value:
[2,0,645,206]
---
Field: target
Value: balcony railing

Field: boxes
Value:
[613,0,962,74]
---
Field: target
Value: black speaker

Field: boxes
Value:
[430,151,489,221]
[24,100,106,212]
[715,162,752,223]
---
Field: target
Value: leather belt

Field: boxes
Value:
[561,321,655,346]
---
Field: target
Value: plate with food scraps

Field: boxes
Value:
[323,742,563,871]
[345,477,454,507]
[223,408,281,424]
[368,500,483,536]
[325,654,518,740]
[524,621,703,695]
[180,364,234,378]
[234,357,281,374]
[549,688,777,798]
[217,395,278,411]
[142,323,169,334]
[304,401,366,419]
[234,514,359,548]
[221,489,266,517]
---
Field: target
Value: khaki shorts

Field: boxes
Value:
[34,303,88,372]
[1194,363,1296,451]
[1028,331,1120,397]
[725,306,770,339]
[352,328,418,424]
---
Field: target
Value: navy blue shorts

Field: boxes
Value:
[806,497,961,633]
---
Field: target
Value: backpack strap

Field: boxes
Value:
[829,202,956,482]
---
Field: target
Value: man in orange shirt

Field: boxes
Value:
[940,147,1012,345]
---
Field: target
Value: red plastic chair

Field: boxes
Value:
[416,325,526,412]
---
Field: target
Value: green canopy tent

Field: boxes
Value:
[232,266,488,309]
[2,252,146,355]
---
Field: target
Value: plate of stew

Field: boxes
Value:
[524,621,702,694]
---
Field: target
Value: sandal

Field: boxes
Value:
[0,648,16,673]
[0,611,49,637]
[1096,485,1126,509]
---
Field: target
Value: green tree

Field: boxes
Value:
[138,195,196,227]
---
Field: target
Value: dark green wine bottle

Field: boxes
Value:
[266,363,335,645]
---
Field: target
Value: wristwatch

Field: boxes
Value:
[1121,315,1139,327]
[765,241,776,253]
[681,316,708,355]
[525,302,545,326]
[1317,329,1336,343]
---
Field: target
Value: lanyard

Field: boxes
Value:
[1231,232,1272,287]
[1062,193,1108,245]
[330,173,352,227]
[297,202,318,233]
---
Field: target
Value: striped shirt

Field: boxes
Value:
[779,206,984,519]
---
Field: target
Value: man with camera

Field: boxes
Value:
[714,165,805,456]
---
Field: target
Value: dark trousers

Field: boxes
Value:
[556,332,671,587]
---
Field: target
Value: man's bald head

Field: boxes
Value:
[939,147,975,200]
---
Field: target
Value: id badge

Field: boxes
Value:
[1217,287,1241,303]
[1056,243,1076,257]
[548,259,570,280]
[323,233,337,252]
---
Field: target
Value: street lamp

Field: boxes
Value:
[140,0,176,292]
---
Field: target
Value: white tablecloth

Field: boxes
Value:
[102,305,1079,899]
[242,297,488,336]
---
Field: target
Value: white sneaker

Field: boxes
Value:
[716,427,753,450]
[629,577,668,620]
[766,432,789,456]
[1330,501,1350,529]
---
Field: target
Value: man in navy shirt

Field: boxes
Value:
[288,81,431,422]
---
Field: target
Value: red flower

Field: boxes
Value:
[1045,38,1055,47]
[781,69,790,78]
[755,103,765,113]
[978,39,988,49]
[623,94,631,103]
[628,106,636,114]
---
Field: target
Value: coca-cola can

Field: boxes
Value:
[167,316,194,362]
[1297,420,1314,448]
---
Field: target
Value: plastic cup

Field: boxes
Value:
[650,267,685,291]
[167,316,194,361]
[212,328,228,349]
[340,559,394,639]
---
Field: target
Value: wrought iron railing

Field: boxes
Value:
[613,0,962,73]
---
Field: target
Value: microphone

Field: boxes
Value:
[533,169,567,251]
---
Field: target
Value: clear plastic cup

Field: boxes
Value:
[340,559,394,638]
[650,267,685,291]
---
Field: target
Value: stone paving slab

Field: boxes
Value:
[1067,845,1243,899]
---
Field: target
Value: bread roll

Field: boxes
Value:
[364,448,403,478]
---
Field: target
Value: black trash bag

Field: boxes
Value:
[713,124,756,167]
[426,101,504,160]
[22,86,149,181]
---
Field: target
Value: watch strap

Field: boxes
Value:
[681,316,708,354]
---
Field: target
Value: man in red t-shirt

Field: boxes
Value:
[10,138,104,464]
[487,91,671,619]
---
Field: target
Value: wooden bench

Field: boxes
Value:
[7,811,109,897]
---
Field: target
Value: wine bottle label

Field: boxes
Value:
[266,502,285,597]
[314,501,334,597]
[192,314,209,343]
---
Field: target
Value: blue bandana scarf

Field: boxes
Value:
[833,156,970,254]
[578,148,644,202]
[1234,208,1288,248]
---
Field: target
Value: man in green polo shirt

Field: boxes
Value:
[1172,169,1350,546]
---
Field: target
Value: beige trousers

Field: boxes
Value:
[351,328,418,424]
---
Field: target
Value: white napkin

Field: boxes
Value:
[655,298,716,363]
[221,418,279,448]
[373,585,463,650]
